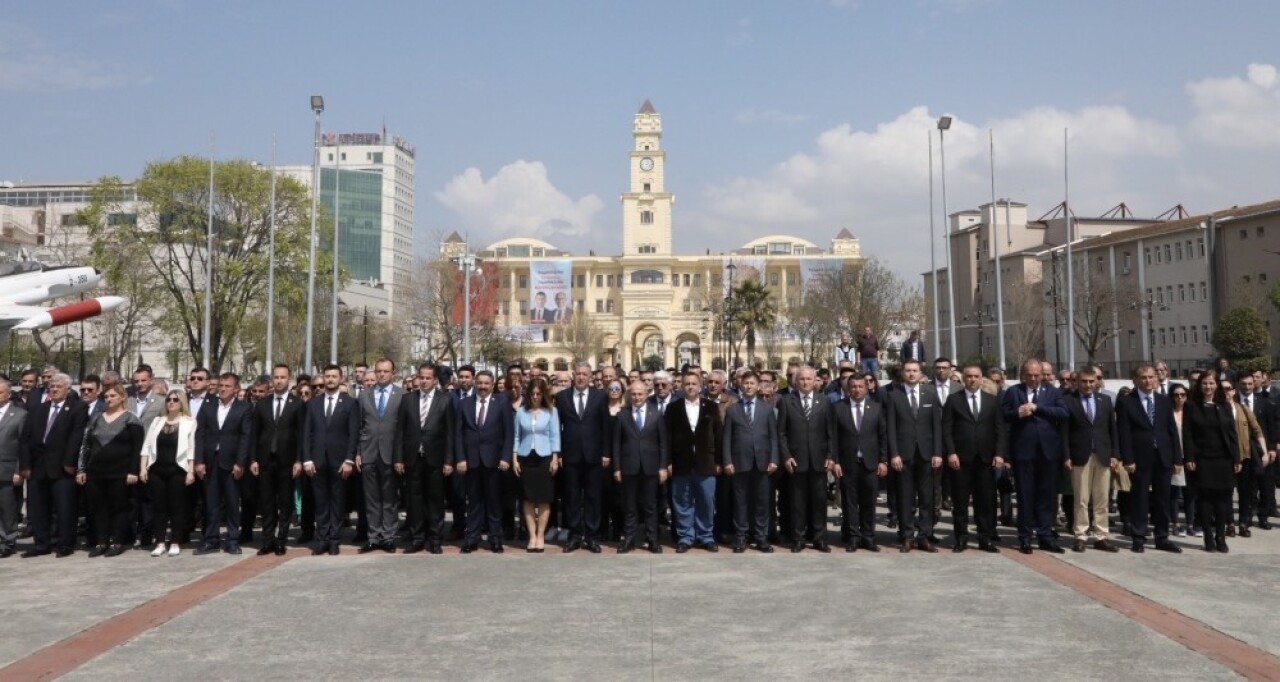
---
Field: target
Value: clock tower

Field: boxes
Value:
[621,99,674,257]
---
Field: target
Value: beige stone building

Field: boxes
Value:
[450,102,865,371]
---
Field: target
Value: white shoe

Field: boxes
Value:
[151,544,167,557]
[168,544,181,557]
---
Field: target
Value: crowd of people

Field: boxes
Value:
[0,351,1276,559]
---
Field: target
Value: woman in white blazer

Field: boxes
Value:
[138,389,198,556]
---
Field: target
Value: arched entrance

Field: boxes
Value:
[630,324,665,370]
[675,332,701,370]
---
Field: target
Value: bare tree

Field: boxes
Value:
[559,312,607,364]
[1003,281,1046,366]
[806,258,915,350]
[1058,270,1138,363]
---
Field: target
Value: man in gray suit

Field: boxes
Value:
[776,366,837,553]
[722,371,778,553]
[129,367,165,424]
[356,358,405,553]
[0,379,27,557]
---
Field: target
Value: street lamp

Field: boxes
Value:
[457,248,479,364]
[725,261,737,369]
[1131,296,1169,366]
[304,95,324,373]
[937,115,957,359]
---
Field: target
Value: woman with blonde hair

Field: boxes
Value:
[139,389,198,556]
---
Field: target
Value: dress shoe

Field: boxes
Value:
[978,541,999,553]
[701,541,719,552]
[844,542,857,553]
[676,543,691,553]
[88,545,108,558]
[55,547,74,558]
[404,543,425,554]
[860,540,880,553]
[1258,520,1272,530]
[21,548,51,558]
[1038,540,1065,554]
[812,541,831,553]
[916,539,938,553]
[0,548,12,558]
[899,541,912,553]
[256,543,275,556]
[381,543,397,553]
[357,544,378,554]
[328,543,340,555]
[1094,539,1119,553]
[489,543,504,554]
[1072,539,1086,553]
[1216,539,1229,553]
[617,541,634,554]
[564,538,583,553]
[586,541,602,554]
[1239,527,1252,538]
[274,544,286,556]
[1154,540,1183,553]
[1131,543,1145,553]
[1019,543,1033,555]
[105,544,126,557]
[1226,526,1236,537]
[429,544,443,555]
[953,541,968,553]
[887,518,898,529]
[790,542,805,553]
[193,545,220,556]
[311,545,328,556]
[732,543,747,553]
[756,542,774,553]
[225,543,242,555]
[1203,542,1217,553]
[648,543,663,554]
[460,542,478,554]
[927,535,942,546]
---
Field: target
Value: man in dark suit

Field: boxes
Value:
[302,365,361,555]
[530,291,550,324]
[1236,373,1277,531]
[356,358,405,553]
[613,380,669,553]
[1062,366,1119,553]
[446,365,475,539]
[555,362,610,553]
[832,373,887,552]
[20,373,84,557]
[1002,359,1070,554]
[900,330,927,364]
[885,360,943,552]
[395,363,455,554]
[666,370,722,553]
[722,371,777,553]
[776,366,836,553]
[1116,363,1183,553]
[942,365,1007,553]
[455,370,513,553]
[194,372,253,555]
[250,364,306,556]
[0,379,28,557]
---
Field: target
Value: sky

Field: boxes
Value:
[3,1,1280,281]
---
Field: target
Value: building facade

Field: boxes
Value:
[452,102,864,371]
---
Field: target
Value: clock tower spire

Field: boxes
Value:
[621,100,673,257]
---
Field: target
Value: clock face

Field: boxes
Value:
[639,157,654,172]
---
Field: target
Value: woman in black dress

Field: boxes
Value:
[1182,373,1240,553]
[139,389,198,556]
[76,384,146,557]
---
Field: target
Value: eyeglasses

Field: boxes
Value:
[1223,386,1236,392]
[165,397,182,403]
[79,387,97,393]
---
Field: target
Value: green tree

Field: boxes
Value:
[80,158,340,372]
[1269,281,1280,313]
[1213,306,1272,373]
[732,278,776,368]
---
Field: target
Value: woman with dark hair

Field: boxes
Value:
[1183,373,1240,552]
[76,384,146,557]
[513,377,560,551]
[1167,384,1198,537]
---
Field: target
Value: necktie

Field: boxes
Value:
[1144,395,1155,424]
[803,395,812,418]
[325,396,334,419]
[376,388,386,417]
[577,392,585,417]
[746,400,754,425]
[1245,396,1253,413]
[909,389,918,414]
[970,393,978,417]
[44,403,60,442]
[854,402,863,430]
[1085,395,1094,422]
[1030,387,1038,404]
[477,398,487,427]
[634,407,644,430]
[274,396,283,422]
[420,392,431,427]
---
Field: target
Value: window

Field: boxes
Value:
[753,245,767,255]
[769,242,791,255]
[682,300,694,312]
[1258,226,1266,238]
[683,273,690,286]
[1188,284,1196,302]
[1175,243,1183,261]
[671,275,679,288]
[595,299,604,313]
[640,210,653,225]
[1128,330,1136,349]
[1156,288,1164,305]
[372,152,383,163]
[1240,229,1248,240]
[500,273,510,289]
[606,299,615,313]
[508,245,530,257]
[1261,273,1269,283]
[576,300,584,313]
[1144,248,1151,265]
[769,272,779,286]
[575,275,585,288]
[1163,244,1171,262]
[1097,256,1105,273]
[1178,284,1185,302]
[1200,281,1208,299]
[518,275,528,289]
[642,183,651,192]
[786,271,797,285]
[1181,326,1188,344]
[693,274,703,287]
[1202,325,1210,344]
[1197,237,1205,257]
[1155,247,1163,264]
[1192,327,1199,344]
[596,274,603,287]
[1159,329,1167,346]
[606,275,614,287]
[519,301,528,315]
[1123,252,1132,271]
[638,245,656,254]
[500,301,510,316]
[630,269,664,284]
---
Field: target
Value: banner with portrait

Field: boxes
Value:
[528,260,573,325]
[799,258,842,301]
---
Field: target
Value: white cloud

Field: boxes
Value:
[0,21,146,92]
[1187,62,1280,148]
[434,160,604,245]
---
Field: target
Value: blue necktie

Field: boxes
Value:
[1144,395,1154,424]
[376,388,386,417]
[634,407,644,431]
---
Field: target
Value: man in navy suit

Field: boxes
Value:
[1116,362,1184,553]
[721,371,778,553]
[613,380,669,553]
[455,370,513,553]
[302,365,361,555]
[556,362,611,553]
[1002,358,1069,554]
[194,372,253,555]
[832,373,888,552]
[19,373,84,557]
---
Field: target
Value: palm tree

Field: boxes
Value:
[732,279,776,368]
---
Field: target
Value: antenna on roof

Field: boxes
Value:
[1154,204,1190,221]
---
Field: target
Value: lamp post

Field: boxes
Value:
[458,247,478,365]
[1045,250,1064,367]
[927,129,941,360]
[1131,295,1169,366]
[725,260,737,369]
[937,115,957,359]
[304,95,323,374]
[204,133,215,371]
[266,136,277,369]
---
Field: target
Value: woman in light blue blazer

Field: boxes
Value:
[513,377,561,552]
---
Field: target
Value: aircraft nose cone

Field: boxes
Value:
[93,268,102,276]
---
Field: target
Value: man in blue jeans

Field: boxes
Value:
[856,326,880,377]
[665,371,724,552]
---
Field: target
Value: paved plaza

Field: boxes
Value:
[2,509,1279,681]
